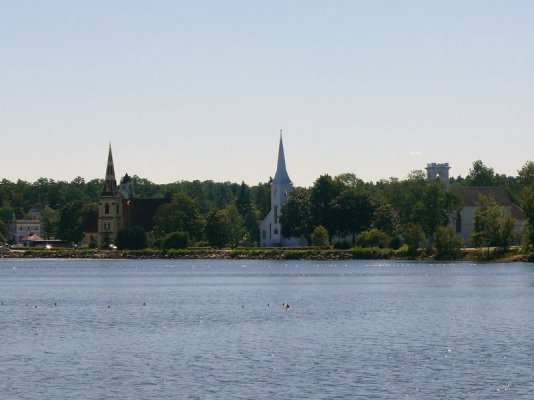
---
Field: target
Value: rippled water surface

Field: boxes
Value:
[1,259,534,399]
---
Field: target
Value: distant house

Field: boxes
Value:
[449,186,525,247]
[9,220,41,244]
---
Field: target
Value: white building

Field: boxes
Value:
[425,163,526,247]
[9,220,41,244]
[260,133,306,247]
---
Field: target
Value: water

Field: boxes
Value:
[1,259,534,399]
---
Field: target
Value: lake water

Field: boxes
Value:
[1,259,533,399]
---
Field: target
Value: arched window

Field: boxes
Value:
[105,203,110,214]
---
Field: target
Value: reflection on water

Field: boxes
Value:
[1,259,534,399]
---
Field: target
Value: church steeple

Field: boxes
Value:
[101,143,118,196]
[272,130,292,185]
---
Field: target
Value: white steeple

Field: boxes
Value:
[272,130,292,185]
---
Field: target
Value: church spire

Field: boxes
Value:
[272,130,292,185]
[101,143,118,196]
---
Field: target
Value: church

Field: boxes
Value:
[83,145,167,247]
[259,134,306,247]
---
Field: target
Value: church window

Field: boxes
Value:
[456,212,462,233]
[262,230,266,239]
[274,228,278,235]
[105,203,110,214]
[269,223,272,239]
[116,203,119,214]
[274,206,278,224]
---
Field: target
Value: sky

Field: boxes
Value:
[1,1,534,187]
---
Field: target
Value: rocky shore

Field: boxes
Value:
[1,247,531,262]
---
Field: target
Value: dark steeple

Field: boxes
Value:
[101,144,118,196]
[272,130,292,185]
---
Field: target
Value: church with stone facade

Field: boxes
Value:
[83,145,167,247]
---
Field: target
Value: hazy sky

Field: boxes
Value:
[1,1,533,187]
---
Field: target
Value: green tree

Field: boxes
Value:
[520,185,534,249]
[153,192,204,241]
[403,224,425,254]
[57,201,94,244]
[434,225,463,258]
[472,195,515,250]
[204,205,246,248]
[310,175,343,241]
[116,226,147,250]
[357,228,390,248]
[235,182,259,244]
[331,189,374,244]
[517,161,534,188]
[464,160,496,186]
[162,231,189,249]
[40,206,60,239]
[280,187,313,245]
[253,182,272,219]
[311,225,329,247]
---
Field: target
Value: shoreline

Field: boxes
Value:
[1,248,532,263]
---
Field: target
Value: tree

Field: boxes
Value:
[57,201,94,244]
[331,189,374,244]
[40,207,60,239]
[403,224,425,254]
[235,182,259,244]
[280,187,313,245]
[357,228,389,248]
[162,231,189,249]
[385,175,461,245]
[253,182,272,219]
[310,175,343,241]
[153,192,204,241]
[517,161,534,188]
[204,205,246,248]
[464,160,496,186]
[116,226,147,250]
[311,225,329,247]
[472,195,515,250]
[434,225,463,258]
[520,186,534,249]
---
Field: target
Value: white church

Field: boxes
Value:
[259,133,307,247]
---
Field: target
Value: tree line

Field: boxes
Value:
[2,160,534,252]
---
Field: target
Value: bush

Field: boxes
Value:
[116,226,147,250]
[357,228,389,248]
[311,225,329,246]
[403,224,425,254]
[434,225,463,259]
[162,231,189,249]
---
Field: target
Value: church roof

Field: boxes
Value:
[101,145,118,197]
[272,133,292,185]
[449,186,513,207]
[120,173,132,184]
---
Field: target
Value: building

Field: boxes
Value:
[449,186,525,247]
[426,163,526,247]
[82,145,169,247]
[97,145,123,246]
[9,220,41,244]
[259,133,306,247]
